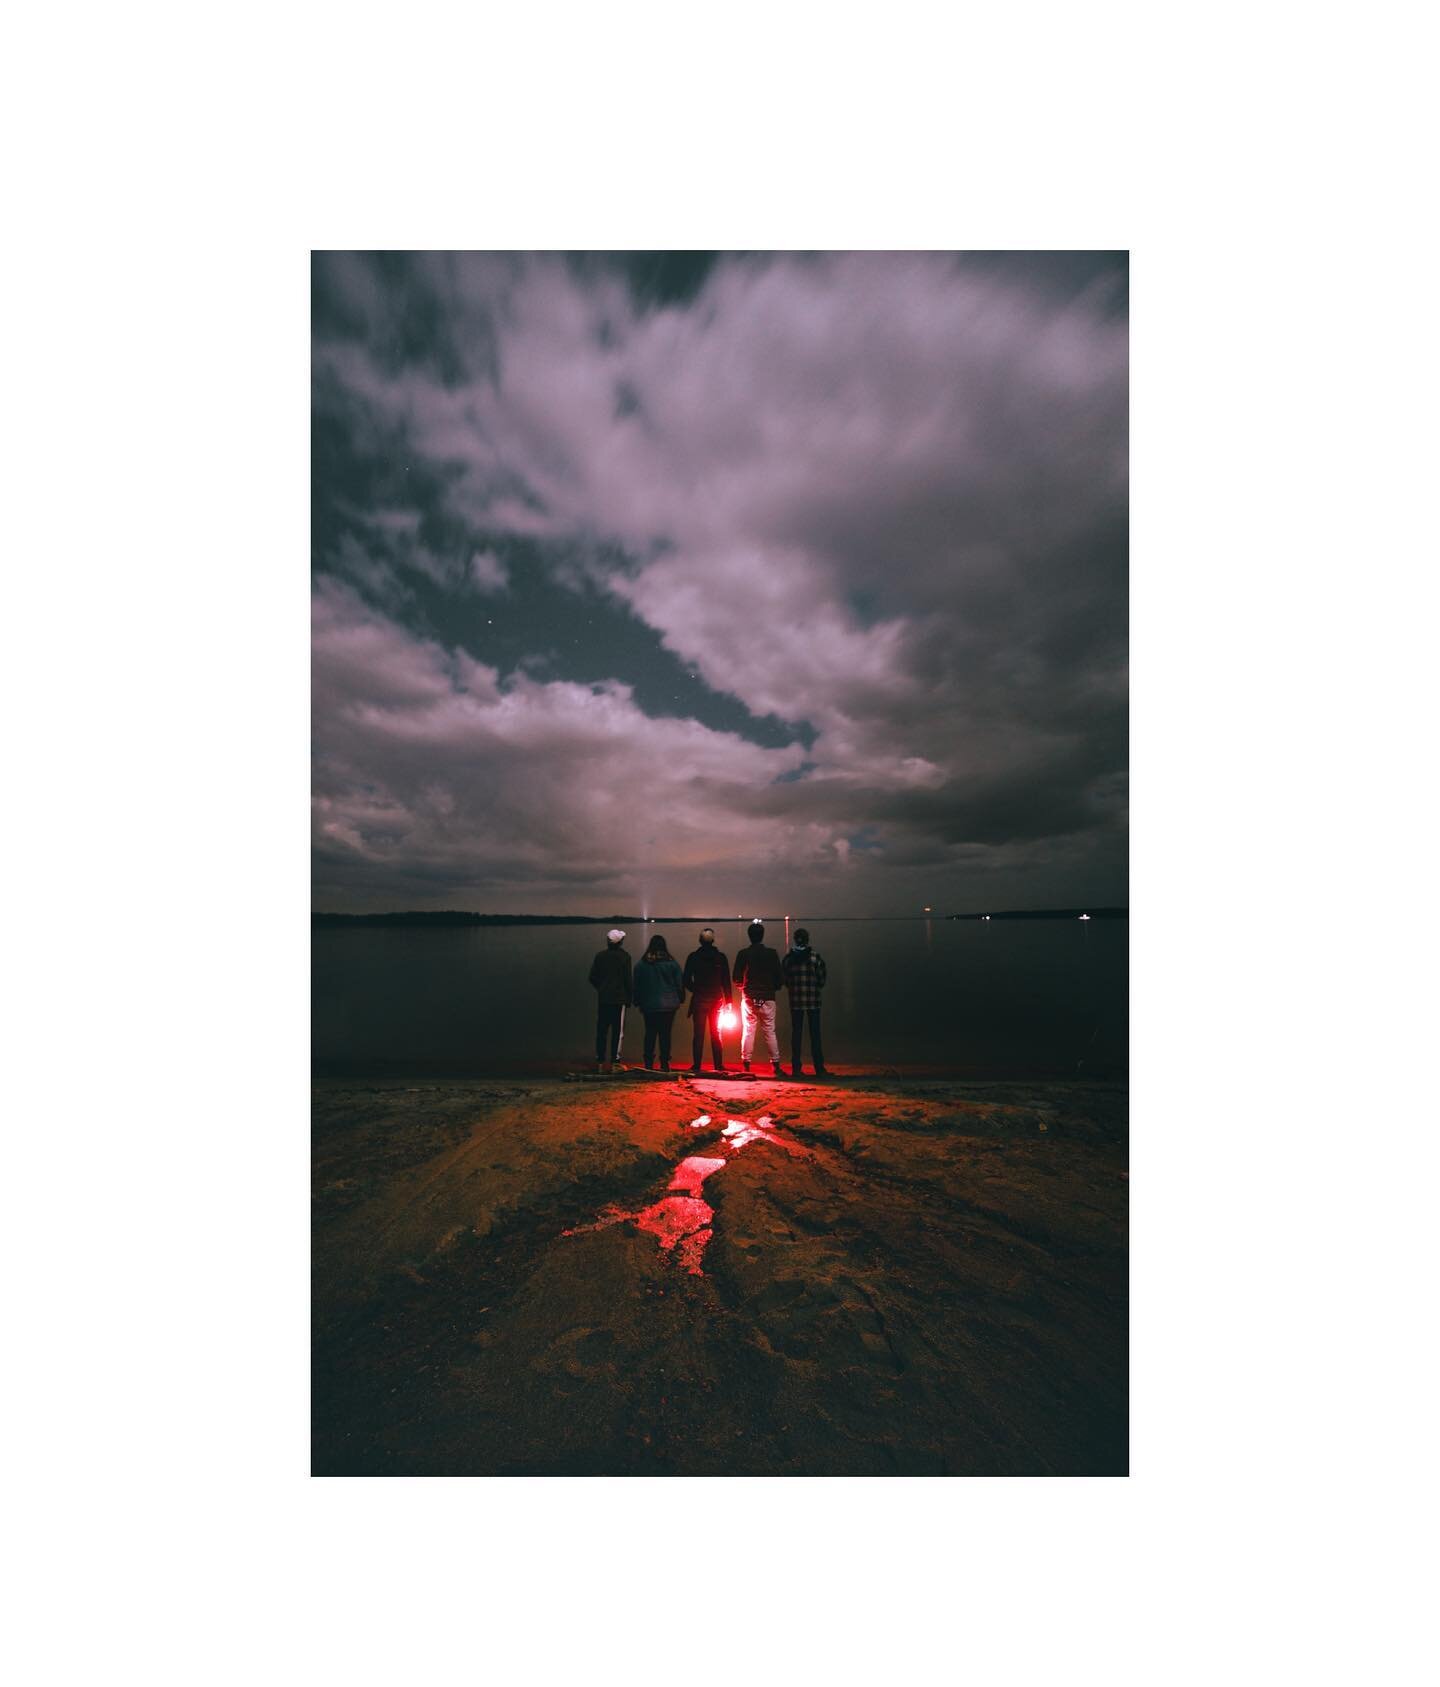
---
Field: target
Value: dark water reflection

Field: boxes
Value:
[313,918,1127,1076]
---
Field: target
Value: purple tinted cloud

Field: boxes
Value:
[312,252,1126,912]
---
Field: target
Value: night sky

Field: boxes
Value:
[312,252,1128,915]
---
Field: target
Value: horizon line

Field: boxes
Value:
[313,905,1129,921]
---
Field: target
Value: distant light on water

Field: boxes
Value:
[1079,913,1091,921]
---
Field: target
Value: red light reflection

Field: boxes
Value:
[563,1116,784,1275]
[667,1155,726,1195]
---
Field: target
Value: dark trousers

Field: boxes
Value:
[595,1003,625,1061]
[789,1008,824,1072]
[643,1009,677,1067]
[690,1002,726,1070]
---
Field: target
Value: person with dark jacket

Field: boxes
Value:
[588,928,632,1072]
[781,926,829,1078]
[633,933,685,1071]
[734,921,785,1076]
[681,928,734,1074]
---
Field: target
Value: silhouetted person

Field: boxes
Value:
[633,933,685,1071]
[782,925,829,1078]
[588,928,632,1072]
[734,920,785,1076]
[682,927,733,1074]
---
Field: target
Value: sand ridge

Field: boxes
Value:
[313,1072,1127,1475]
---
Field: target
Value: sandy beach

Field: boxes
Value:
[313,1070,1127,1476]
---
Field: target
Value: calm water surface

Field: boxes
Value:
[313,918,1127,1076]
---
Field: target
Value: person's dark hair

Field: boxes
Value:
[747,922,765,943]
[644,934,670,960]
[794,927,810,946]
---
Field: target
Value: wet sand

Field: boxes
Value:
[313,1071,1128,1476]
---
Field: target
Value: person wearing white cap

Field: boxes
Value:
[588,929,632,1073]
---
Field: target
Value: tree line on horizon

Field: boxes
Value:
[312,907,1128,928]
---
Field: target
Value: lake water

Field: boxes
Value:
[312,917,1127,1077]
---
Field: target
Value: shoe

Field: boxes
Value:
[660,1063,671,1072]
[742,1060,751,1072]
[771,1063,785,1078]
[813,1067,830,1078]
[789,1067,801,1079]
[687,1066,703,1076]
[712,1065,727,1074]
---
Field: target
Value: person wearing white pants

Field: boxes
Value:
[741,995,780,1067]
[734,921,785,1076]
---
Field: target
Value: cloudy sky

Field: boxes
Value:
[312,251,1127,915]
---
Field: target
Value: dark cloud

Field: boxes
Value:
[571,250,723,310]
[312,251,1127,913]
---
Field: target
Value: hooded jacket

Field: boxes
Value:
[588,945,633,1006]
[682,945,733,1017]
[633,953,685,1013]
[734,940,784,1001]
[781,944,828,1010]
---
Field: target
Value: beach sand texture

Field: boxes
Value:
[313,1073,1128,1476]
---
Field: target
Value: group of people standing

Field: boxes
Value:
[587,922,829,1078]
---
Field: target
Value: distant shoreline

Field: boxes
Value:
[313,907,1128,929]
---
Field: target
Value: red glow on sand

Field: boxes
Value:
[720,1114,774,1149]
[668,1155,726,1195]
[633,1194,715,1268]
[563,1113,788,1276]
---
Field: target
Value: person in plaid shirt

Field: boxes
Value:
[781,927,829,1078]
